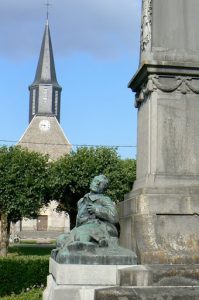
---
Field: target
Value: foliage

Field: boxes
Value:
[0,245,53,298]
[8,245,55,257]
[0,288,42,300]
[0,256,49,297]
[0,146,50,256]
[0,146,50,222]
[50,147,136,227]
[17,239,56,245]
[0,245,52,297]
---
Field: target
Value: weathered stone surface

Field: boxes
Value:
[43,264,199,299]
[43,275,97,300]
[49,258,128,285]
[43,262,133,300]
[119,265,199,287]
[95,287,199,300]
[120,187,199,264]
[118,265,153,287]
[141,0,199,64]
[128,65,199,187]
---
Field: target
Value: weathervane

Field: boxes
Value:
[45,0,51,20]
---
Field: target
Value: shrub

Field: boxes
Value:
[8,245,54,256]
[0,288,43,300]
[0,256,49,297]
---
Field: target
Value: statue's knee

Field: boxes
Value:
[99,238,109,247]
[56,233,70,248]
[74,231,90,242]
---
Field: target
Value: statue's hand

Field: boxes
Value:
[87,203,96,214]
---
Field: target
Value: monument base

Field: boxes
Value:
[119,186,199,264]
[43,262,199,300]
[95,287,199,300]
[43,275,104,300]
[95,264,199,300]
[43,258,137,300]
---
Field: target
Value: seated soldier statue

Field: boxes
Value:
[56,174,119,250]
[53,174,137,265]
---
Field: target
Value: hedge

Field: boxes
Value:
[0,256,49,297]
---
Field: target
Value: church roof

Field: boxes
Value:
[31,21,61,88]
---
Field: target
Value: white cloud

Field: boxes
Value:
[0,0,141,60]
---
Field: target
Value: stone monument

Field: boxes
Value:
[43,175,137,300]
[120,0,199,265]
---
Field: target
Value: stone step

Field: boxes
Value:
[119,265,199,287]
[95,286,199,300]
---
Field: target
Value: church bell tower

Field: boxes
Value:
[29,20,61,123]
[19,20,71,160]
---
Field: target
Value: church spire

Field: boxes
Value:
[32,21,59,86]
[29,21,62,123]
[45,0,51,24]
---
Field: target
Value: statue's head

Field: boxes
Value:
[90,174,109,193]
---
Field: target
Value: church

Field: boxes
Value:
[17,19,71,236]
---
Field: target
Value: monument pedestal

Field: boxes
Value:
[43,258,138,300]
[44,261,199,299]
[119,62,199,264]
[95,264,199,300]
[120,186,199,264]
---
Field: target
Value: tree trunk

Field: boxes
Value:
[0,213,9,256]
[69,211,77,230]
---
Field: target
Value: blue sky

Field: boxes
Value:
[0,0,142,159]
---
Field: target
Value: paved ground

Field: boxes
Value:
[18,230,64,240]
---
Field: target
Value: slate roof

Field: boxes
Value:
[31,20,61,88]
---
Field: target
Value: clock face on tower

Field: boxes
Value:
[39,120,51,131]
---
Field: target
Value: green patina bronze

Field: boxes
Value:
[52,175,137,265]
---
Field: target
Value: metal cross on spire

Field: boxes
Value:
[45,0,51,21]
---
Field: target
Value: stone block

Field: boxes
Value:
[95,287,199,300]
[44,261,137,300]
[119,264,199,287]
[43,276,97,300]
[49,258,127,286]
[152,0,199,64]
[119,266,153,287]
[140,0,199,64]
[120,187,199,264]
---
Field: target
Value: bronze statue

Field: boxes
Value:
[53,175,137,265]
[56,175,119,249]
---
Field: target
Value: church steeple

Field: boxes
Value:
[19,13,71,161]
[29,21,62,123]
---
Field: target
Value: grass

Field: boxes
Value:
[0,289,43,300]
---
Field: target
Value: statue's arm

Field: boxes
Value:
[94,197,119,224]
[76,197,86,226]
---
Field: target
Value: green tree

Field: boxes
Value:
[50,147,136,228]
[0,146,50,256]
